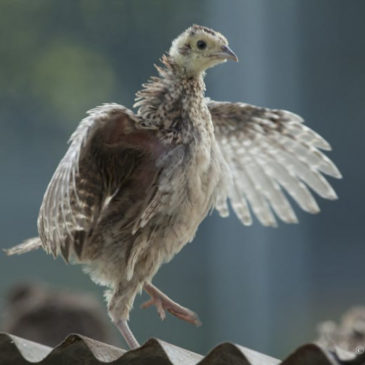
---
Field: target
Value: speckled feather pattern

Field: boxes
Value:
[208,100,341,227]
[12,25,341,324]
[37,54,229,320]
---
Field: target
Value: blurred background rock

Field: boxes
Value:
[1,0,364,359]
[1,282,114,346]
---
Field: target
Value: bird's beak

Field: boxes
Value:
[220,45,238,62]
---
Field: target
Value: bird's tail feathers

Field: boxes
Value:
[4,237,42,256]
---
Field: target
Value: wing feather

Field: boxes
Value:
[38,103,149,260]
[208,100,341,226]
[243,140,298,224]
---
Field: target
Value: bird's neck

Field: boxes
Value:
[134,55,208,142]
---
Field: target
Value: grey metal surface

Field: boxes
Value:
[1,332,364,365]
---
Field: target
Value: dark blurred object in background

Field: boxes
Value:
[316,306,365,355]
[1,282,114,346]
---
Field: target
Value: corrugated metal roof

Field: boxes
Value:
[0,332,363,365]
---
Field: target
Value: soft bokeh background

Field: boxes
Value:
[1,0,364,359]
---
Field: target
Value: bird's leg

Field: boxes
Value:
[113,319,140,349]
[141,282,201,326]
[108,282,141,349]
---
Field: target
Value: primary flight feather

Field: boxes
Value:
[6,24,341,348]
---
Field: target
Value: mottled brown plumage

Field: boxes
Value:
[6,24,341,348]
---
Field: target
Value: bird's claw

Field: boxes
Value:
[141,297,166,320]
[141,295,201,326]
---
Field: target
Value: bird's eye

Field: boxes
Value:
[196,40,207,50]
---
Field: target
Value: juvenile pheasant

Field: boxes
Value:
[6,25,341,348]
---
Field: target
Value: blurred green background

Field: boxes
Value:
[1,0,365,359]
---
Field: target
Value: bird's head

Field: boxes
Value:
[169,25,238,76]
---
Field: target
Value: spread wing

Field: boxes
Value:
[38,103,162,261]
[208,100,342,227]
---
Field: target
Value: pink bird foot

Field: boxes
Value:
[142,283,201,326]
